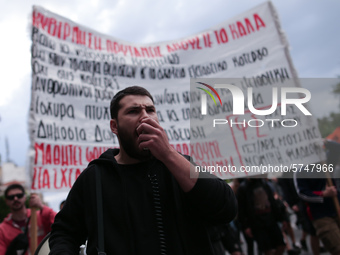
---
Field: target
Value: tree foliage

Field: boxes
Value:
[318,112,340,138]
[0,196,11,222]
[317,79,340,138]
[333,80,340,95]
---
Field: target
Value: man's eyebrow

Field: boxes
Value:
[125,105,155,111]
[145,105,156,110]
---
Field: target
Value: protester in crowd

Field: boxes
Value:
[276,177,302,244]
[226,179,244,255]
[296,200,326,255]
[295,167,340,255]
[209,222,242,255]
[209,225,228,255]
[232,178,260,255]
[268,178,301,255]
[221,223,243,255]
[49,86,237,255]
[0,183,56,255]
[237,178,287,255]
[295,140,340,255]
[278,175,325,255]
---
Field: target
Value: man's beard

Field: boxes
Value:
[11,202,24,211]
[117,124,152,161]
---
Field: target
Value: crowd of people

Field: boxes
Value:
[0,86,339,255]
[212,138,340,255]
[224,174,340,255]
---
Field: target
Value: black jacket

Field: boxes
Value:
[49,149,237,255]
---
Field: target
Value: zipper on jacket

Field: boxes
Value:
[148,172,167,255]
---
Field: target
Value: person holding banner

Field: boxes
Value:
[49,86,237,255]
[0,184,56,255]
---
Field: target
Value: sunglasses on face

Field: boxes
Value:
[6,193,24,201]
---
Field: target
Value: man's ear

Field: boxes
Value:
[110,119,118,135]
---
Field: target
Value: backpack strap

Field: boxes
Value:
[24,216,31,234]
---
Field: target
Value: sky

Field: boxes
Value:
[0,0,340,211]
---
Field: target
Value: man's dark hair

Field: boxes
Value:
[110,86,154,119]
[4,184,25,198]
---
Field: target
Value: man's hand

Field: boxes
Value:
[136,117,173,161]
[136,117,198,192]
[29,193,44,210]
[323,186,337,197]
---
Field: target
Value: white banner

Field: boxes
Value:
[29,2,325,191]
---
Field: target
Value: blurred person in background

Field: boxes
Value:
[0,183,56,255]
[237,178,287,255]
[295,165,340,255]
